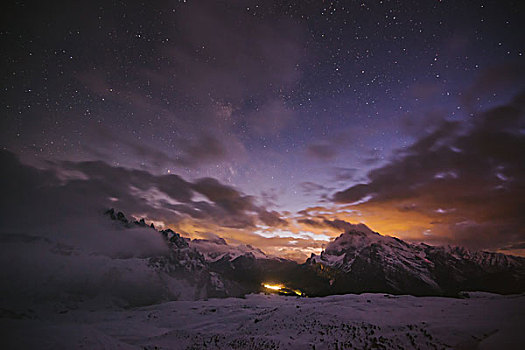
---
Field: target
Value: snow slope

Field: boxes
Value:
[2,292,523,349]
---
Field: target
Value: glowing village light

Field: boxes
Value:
[262,283,304,296]
[263,283,283,291]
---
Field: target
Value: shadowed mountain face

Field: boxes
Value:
[108,210,525,298]
[303,228,525,296]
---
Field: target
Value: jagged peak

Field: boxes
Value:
[192,237,228,245]
[104,208,190,249]
[104,208,129,224]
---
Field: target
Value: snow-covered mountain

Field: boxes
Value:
[3,211,525,348]
[103,210,525,298]
[104,209,304,299]
[305,225,525,296]
[190,237,269,262]
[187,234,300,295]
[104,208,248,300]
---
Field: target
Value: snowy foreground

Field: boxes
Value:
[2,292,524,350]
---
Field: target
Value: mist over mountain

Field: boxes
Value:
[2,168,523,311]
[94,209,525,301]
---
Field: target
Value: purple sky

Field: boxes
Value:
[1,0,524,260]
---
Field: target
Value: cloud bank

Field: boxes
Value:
[1,149,327,263]
[332,93,525,253]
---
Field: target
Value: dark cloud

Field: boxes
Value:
[259,188,280,207]
[300,182,331,194]
[81,125,180,169]
[307,143,338,160]
[0,151,170,260]
[179,135,226,166]
[332,167,358,182]
[500,242,525,251]
[63,1,305,171]
[322,219,358,232]
[192,178,252,211]
[0,152,209,308]
[334,183,374,204]
[461,62,525,112]
[0,150,344,265]
[305,129,365,163]
[0,150,287,233]
[258,210,288,228]
[333,93,525,251]
[297,218,326,229]
[79,118,228,171]
[298,217,371,234]
[400,110,451,138]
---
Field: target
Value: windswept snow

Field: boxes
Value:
[2,292,523,349]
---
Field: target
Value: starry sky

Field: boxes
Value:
[2,0,524,260]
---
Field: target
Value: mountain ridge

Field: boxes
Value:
[105,209,525,298]
[305,226,525,296]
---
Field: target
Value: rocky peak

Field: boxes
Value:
[161,228,189,249]
[105,208,129,224]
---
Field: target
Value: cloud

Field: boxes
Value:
[258,210,288,228]
[305,128,366,163]
[332,93,525,251]
[3,149,333,305]
[191,178,254,214]
[179,135,226,166]
[1,149,289,238]
[297,217,372,235]
[332,167,358,182]
[73,1,305,171]
[300,182,331,194]
[243,99,296,135]
[307,143,338,160]
[77,115,230,171]
[461,62,525,112]
[0,150,192,306]
[322,219,360,232]
[297,218,326,229]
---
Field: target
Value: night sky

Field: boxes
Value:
[2,0,524,260]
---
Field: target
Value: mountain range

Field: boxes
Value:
[305,224,525,296]
[106,209,525,299]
